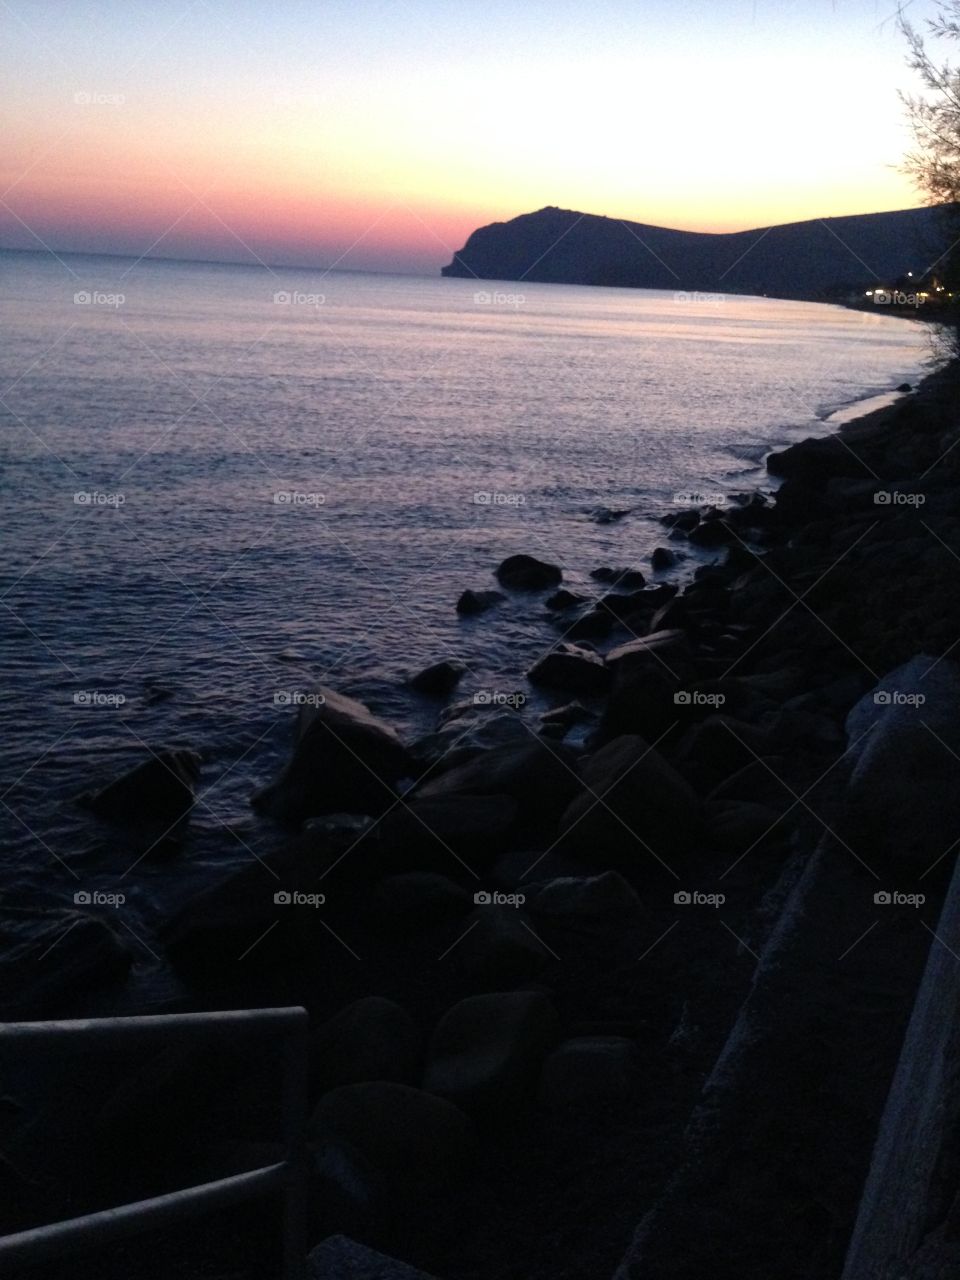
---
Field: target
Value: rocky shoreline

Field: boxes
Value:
[8,351,960,1280]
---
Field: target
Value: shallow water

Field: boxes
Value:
[0,249,932,989]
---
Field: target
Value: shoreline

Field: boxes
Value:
[9,347,960,1280]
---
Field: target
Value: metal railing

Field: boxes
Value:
[0,1006,310,1279]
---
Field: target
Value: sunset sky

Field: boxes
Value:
[0,0,945,275]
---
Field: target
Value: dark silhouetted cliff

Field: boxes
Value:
[442,205,952,299]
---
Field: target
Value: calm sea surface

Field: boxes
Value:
[0,249,933,981]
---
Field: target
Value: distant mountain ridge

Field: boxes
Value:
[441,205,952,300]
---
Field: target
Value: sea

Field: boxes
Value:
[0,248,934,993]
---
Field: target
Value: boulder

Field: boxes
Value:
[308,1083,476,1201]
[252,686,409,823]
[538,1036,640,1107]
[651,547,678,571]
[545,588,586,611]
[0,907,132,1014]
[308,1236,440,1280]
[556,734,701,867]
[424,992,560,1112]
[370,873,471,932]
[704,799,785,853]
[840,656,960,866]
[594,666,680,745]
[495,554,562,591]
[456,589,505,616]
[78,748,200,828]
[450,905,549,985]
[590,566,646,589]
[158,864,292,974]
[379,794,518,870]
[528,643,610,696]
[605,630,690,677]
[528,871,642,917]
[539,702,592,729]
[310,998,422,1095]
[415,740,579,828]
[408,660,466,697]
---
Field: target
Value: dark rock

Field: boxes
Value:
[408,660,466,697]
[78,748,200,828]
[766,434,873,482]
[528,643,610,695]
[897,382,912,393]
[0,908,132,1013]
[451,905,549,985]
[379,793,517,871]
[539,701,591,729]
[651,547,678,571]
[704,799,785,852]
[545,588,586,611]
[605,630,690,676]
[687,518,735,548]
[562,609,613,641]
[308,1083,476,1202]
[415,740,579,828]
[590,566,646,589]
[252,686,409,823]
[158,863,292,974]
[495,554,562,591]
[592,507,632,524]
[556,734,701,866]
[538,1036,640,1107]
[595,666,681,744]
[456,589,505,616]
[308,1236,440,1280]
[310,998,422,1095]
[660,509,700,532]
[528,871,642,916]
[370,873,471,932]
[424,991,560,1112]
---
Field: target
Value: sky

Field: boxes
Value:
[0,0,949,275]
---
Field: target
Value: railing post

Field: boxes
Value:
[282,1011,310,1280]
